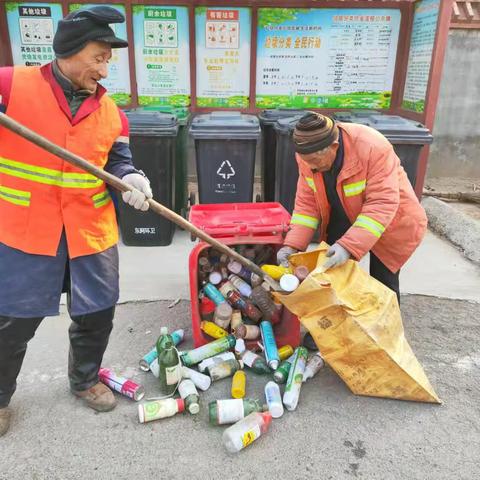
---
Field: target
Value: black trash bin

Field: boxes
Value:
[189,111,260,204]
[259,109,305,202]
[273,115,305,214]
[333,113,433,189]
[117,110,178,246]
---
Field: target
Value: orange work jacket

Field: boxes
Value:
[0,66,121,258]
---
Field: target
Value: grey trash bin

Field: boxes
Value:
[189,111,260,204]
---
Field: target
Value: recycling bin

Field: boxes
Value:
[189,112,260,204]
[117,110,178,246]
[258,109,305,202]
[333,112,433,189]
[188,202,300,349]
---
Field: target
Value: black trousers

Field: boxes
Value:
[0,306,114,408]
[369,252,400,304]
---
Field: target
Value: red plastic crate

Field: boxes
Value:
[189,202,301,349]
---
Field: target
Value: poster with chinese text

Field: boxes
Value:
[402,0,440,112]
[5,2,62,67]
[132,5,190,107]
[256,8,401,109]
[68,3,131,106]
[195,7,251,108]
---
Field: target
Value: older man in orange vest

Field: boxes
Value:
[0,6,152,436]
[277,113,427,350]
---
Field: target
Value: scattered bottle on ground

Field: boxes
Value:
[208,398,266,425]
[239,349,271,374]
[222,412,272,453]
[207,358,243,382]
[260,321,280,370]
[138,398,184,423]
[303,352,325,382]
[99,368,145,401]
[182,366,212,391]
[283,347,308,411]
[181,335,236,367]
[264,381,284,418]
[178,379,200,415]
[231,370,246,399]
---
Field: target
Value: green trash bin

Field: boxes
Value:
[143,105,191,217]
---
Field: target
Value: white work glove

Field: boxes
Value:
[323,243,351,270]
[277,246,298,267]
[122,173,152,212]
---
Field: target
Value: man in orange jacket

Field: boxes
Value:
[277,113,427,350]
[0,6,152,436]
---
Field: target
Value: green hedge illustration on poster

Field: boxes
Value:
[256,8,401,110]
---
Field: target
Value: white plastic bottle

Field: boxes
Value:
[264,381,284,418]
[303,352,325,382]
[197,351,236,373]
[138,398,184,423]
[182,366,211,391]
[222,412,272,453]
[178,379,200,415]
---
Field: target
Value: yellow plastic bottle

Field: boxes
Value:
[231,370,246,399]
[261,264,293,281]
[278,345,294,361]
[201,321,228,339]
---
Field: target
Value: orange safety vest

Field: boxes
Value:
[0,66,121,258]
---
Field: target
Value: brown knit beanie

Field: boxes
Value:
[293,112,339,154]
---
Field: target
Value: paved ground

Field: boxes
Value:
[2,296,480,480]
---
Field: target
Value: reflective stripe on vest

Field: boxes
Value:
[93,191,111,208]
[0,157,103,189]
[291,213,319,230]
[0,185,31,207]
[343,180,366,197]
[305,177,317,192]
[353,214,385,238]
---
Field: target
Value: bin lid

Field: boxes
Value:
[142,105,190,124]
[189,111,260,140]
[259,109,306,125]
[273,115,305,135]
[189,202,291,237]
[125,110,179,136]
[334,112,433,145]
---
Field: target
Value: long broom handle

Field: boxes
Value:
[0,111,276,285]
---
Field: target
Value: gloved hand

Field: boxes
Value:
[122,173,152,211]
[323,243,351,270]
[276,246,298,267]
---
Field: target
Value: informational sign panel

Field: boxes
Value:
[5,2,62,66]
[402,0,440,112]
[132,5,190,107]
[195,7,251,108]
[68,3,131,105]
[256,8,401,110]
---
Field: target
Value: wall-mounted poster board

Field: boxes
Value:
[133,5,190,107]
[402,0,440,113]
[5,2,62,66]
[68,3,131,105]
[195,6,251,108]
[256,8,401,110]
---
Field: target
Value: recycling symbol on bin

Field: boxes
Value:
[217,160,236,180]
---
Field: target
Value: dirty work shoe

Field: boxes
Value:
[302,332,318,351]
[0,408,11,437]
[73,382,116,412]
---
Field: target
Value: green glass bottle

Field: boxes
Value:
[156,327,172,355]
[240,350,271,374]
[208,398,267,426]
[158,331,181,396]
[273,357,294,384]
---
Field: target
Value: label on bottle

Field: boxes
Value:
[166,364,181,386]
[241,350,258,368]
[142,400,174,422]
[218,399,244,424]
[178,380,197,399]
[242,425,261,447]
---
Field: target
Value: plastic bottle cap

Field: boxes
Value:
[176,398,185,413]
[235,338,246,354]
[280,274,300,292]
[200,297,216,314]
[160,327,168,335]
[189,402,200,415]
[209,272,222,285]
[261,411,273,427]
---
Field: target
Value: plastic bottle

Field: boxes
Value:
[228,274,253,298]
[239,349,271,374]
[213,302,233,330]
[250,286,276,321]
[278,344,294,361]
[207,358,243,382]
[260,321,280,370]
[182,366,211,391]
[178,379,200,415]
[226,291,262,323]
[280,274,300,292]
[197,351,236,373]
[181,335,236,367]
[234,324,260,341]
[234,338,246,355]
[273,356,294,384]
[201,320,228,339]
[230,310,243,335]
[303,352,325,382]
[219,280,237,299]
[227,261,254,283]
[200,296,216,322]
[283,347,308,411]
[203,283,226,305]
[208,271,222,285]
[138,398,184,423]
[208,398,266,425]
[264,381,284,418]
[157,333,182,396]
[261,264,292,281]
[222,412,272,453]
[139,329,184,371]
[231,371,246,399]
